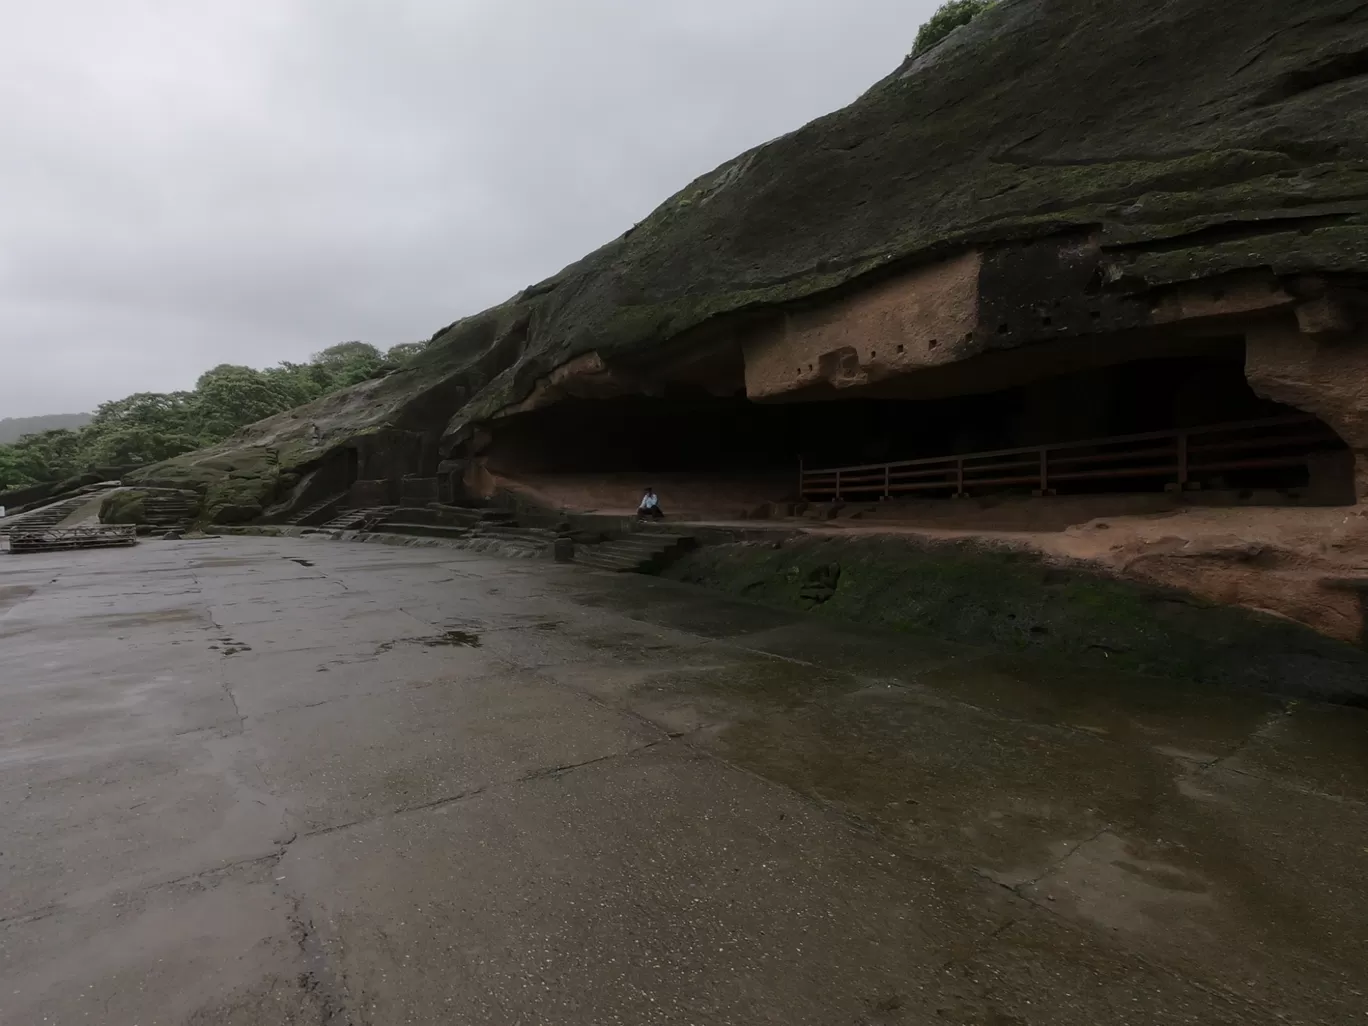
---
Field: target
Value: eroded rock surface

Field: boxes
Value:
[141,0,1368,508]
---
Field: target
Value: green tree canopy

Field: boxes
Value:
[192,365,306,439]
[312,341,387,387]
[0,337,406,494]
[912,0,996,56]
[384,342,427,366]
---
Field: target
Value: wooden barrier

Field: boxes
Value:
[6,524,138,554]
[800,415,1341,500]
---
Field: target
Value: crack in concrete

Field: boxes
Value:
[1198,700,1297,774]
[2,849,291,928]
[293,739,672,843]
[1020,825,1114,891]
[1205,759,1367,808]
[221,680,246,734]
[0,904,60,929]
[969,825,1114,908]
[194,569,249,734]
[284,894,353,1026]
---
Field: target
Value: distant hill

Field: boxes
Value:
[0,413,91,444]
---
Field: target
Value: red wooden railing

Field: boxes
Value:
[799,415,1340,501]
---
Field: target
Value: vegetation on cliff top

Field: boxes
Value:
[0,341,425,493]
[103,0,1368,524]
[912,0,997,56]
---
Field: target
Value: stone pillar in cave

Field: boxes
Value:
[1246,319,1368,500]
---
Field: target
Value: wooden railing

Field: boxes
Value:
[799,415,1341,501]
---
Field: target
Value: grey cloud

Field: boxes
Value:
[0,0,933,417]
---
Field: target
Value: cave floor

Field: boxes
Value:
[2,536,1365,1024]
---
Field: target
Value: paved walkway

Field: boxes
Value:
[1,537,1365,1024]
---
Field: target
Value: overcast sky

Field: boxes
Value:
[0,0,934,418]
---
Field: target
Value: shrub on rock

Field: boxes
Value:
[912,0,996,56]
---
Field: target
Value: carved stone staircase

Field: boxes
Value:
[575,533,696,573]
[375,506,552,556]
[321,506,398,531]
[0,492,111,536]
[140,492,198,531]
[289,492,346,527]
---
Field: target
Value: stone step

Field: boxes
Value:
[602,538,686,554]
[429,507,484,526]
[576,548,663,571]
[572,532,696,574]
[378,522,475,541]
[594,543,664,560]
[581,545,645,563]
[321,506,397,530]
[0,495,100,535]
[476,526,557,542]
[289,493,346,526]
[575,554,639,572]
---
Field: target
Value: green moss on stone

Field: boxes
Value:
[99,491,147,525]
[664,536,1368,702]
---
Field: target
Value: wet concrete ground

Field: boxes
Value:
[1,537,1365,1025]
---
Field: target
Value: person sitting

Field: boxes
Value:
[637,487,664,519]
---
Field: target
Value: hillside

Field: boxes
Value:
[0,413,90,445]
[138,0,1368,524]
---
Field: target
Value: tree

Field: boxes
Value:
[79,426,202,467]
[384,342,427,367]
[912,0,996,56]
[192,365,303,439]
[0,445,36,491]
[1,337,391,488]
[77,391,201,468]
[7,429,83,482]
[311,341,387,388]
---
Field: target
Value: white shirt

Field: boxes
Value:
[639,493,658,510]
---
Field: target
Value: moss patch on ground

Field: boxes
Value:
[663,536,1368,702]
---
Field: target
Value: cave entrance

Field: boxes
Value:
[475,336,1353,517]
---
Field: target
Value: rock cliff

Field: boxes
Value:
[140,0,1368,520]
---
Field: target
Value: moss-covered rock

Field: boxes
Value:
[141,0,1368,521]
[99,490,146,526]
[663,536,1368,702]
[99,487,203,528]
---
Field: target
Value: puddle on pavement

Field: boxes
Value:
[615,640,1365,980]
[622,644,1332,888]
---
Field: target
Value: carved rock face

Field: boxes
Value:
[142,0,1368,511]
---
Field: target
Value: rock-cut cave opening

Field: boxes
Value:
[473,337,1353,515]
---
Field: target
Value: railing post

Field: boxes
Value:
[883,465,890,499]
[798,455,805,500]
[1177,431,1188,490]
[835,469,842,501]
[955,457,965,498]
[1039,448,1048,495]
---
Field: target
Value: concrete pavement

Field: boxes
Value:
[1,537,1365,1024]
